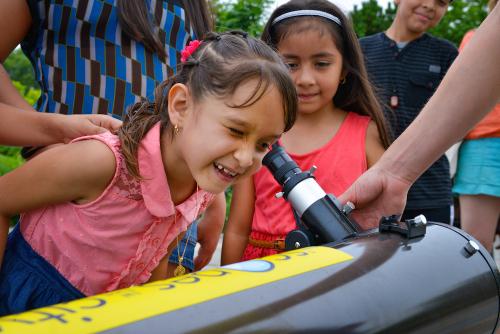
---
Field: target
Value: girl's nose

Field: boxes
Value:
[296,66,315,86]
[233,144,255,170]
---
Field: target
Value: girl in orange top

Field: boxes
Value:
[222,0,391,264]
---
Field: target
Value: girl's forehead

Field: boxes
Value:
[278,18,339,45]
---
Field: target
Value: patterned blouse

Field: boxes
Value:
[22,0,194,118]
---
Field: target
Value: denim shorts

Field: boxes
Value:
[453,138,500,197]
[168,220,198,271]
[0,225,85,315]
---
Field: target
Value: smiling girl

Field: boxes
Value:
[0,31,297,315]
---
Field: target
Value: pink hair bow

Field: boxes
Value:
[181,40,202,63]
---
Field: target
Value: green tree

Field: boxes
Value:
[212,0,273,36]
[428,0,488,46]
[350,0,488,46]
[350,0,396,38]
[3,48,39,94]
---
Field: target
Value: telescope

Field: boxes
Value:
[0,145,498,333]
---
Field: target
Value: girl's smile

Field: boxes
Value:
[213,162,239,183]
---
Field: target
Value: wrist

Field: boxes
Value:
[44,113,67,143]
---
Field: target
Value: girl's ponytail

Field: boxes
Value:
[118,81,173,178]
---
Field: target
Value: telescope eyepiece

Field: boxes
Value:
[263,144,301,186]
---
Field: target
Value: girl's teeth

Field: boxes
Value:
[216,163,236,177]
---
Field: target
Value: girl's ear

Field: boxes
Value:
[168,83,191,128]
[341,69,349,83]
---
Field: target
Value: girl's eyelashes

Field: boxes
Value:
[316,61,331,68]
[285,62,298,70]
[228,127,244,136]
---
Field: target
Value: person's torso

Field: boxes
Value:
[360,32,457,208]
[20,127,214,296]
[252,112,370,235]
[22,0,193,119]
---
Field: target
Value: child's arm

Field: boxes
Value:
[221,178,255,265]
[0,104,122,146]
[194,192,226,270]
[0,140,116,267]
[365,121,386,168]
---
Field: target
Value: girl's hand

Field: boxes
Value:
[58,115,122,143]
[338,165,412,229]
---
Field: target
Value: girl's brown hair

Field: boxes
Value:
[117,0,214,59]
[118,31,298,178]
[262,0,392,148]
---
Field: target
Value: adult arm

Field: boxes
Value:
[0,105,122,146]
[0,0,35,110]
[194,192,226,270]
[221,179,255,265]
[339,5,500,227]
[0,139,116,267]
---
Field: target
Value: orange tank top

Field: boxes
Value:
[460,30,500,139]
[251,112,370,236]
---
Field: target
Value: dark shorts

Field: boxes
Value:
[0,225,84,316]
[168,220,198,271]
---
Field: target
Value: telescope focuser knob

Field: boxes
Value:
[275,192,284,199]
[309,165,317,175]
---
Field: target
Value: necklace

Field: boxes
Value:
[173,184,199,277]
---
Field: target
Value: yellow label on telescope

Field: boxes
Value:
[0,246,352,334]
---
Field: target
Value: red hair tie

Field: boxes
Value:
[181,40,202,63]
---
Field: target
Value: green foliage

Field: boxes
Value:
[351,0,488,46]
[212,0,273,36]
[428,0,488,46]
[12,81,41,106]
[3,48,39,93]
[351,0,396,38]
[0,146,23,176]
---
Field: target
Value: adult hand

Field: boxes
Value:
[338,165,412,229]
[59,114,122,143]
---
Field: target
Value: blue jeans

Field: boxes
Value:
[168,221,198,271]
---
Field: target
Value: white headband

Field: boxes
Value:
[272,9,342,27]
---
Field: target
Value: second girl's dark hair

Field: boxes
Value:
[117,0,214,59]
[118,31,298,178]
[262,0,392,148]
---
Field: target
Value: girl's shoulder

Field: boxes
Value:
[68,132,123,204]
[341,111,371,131]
